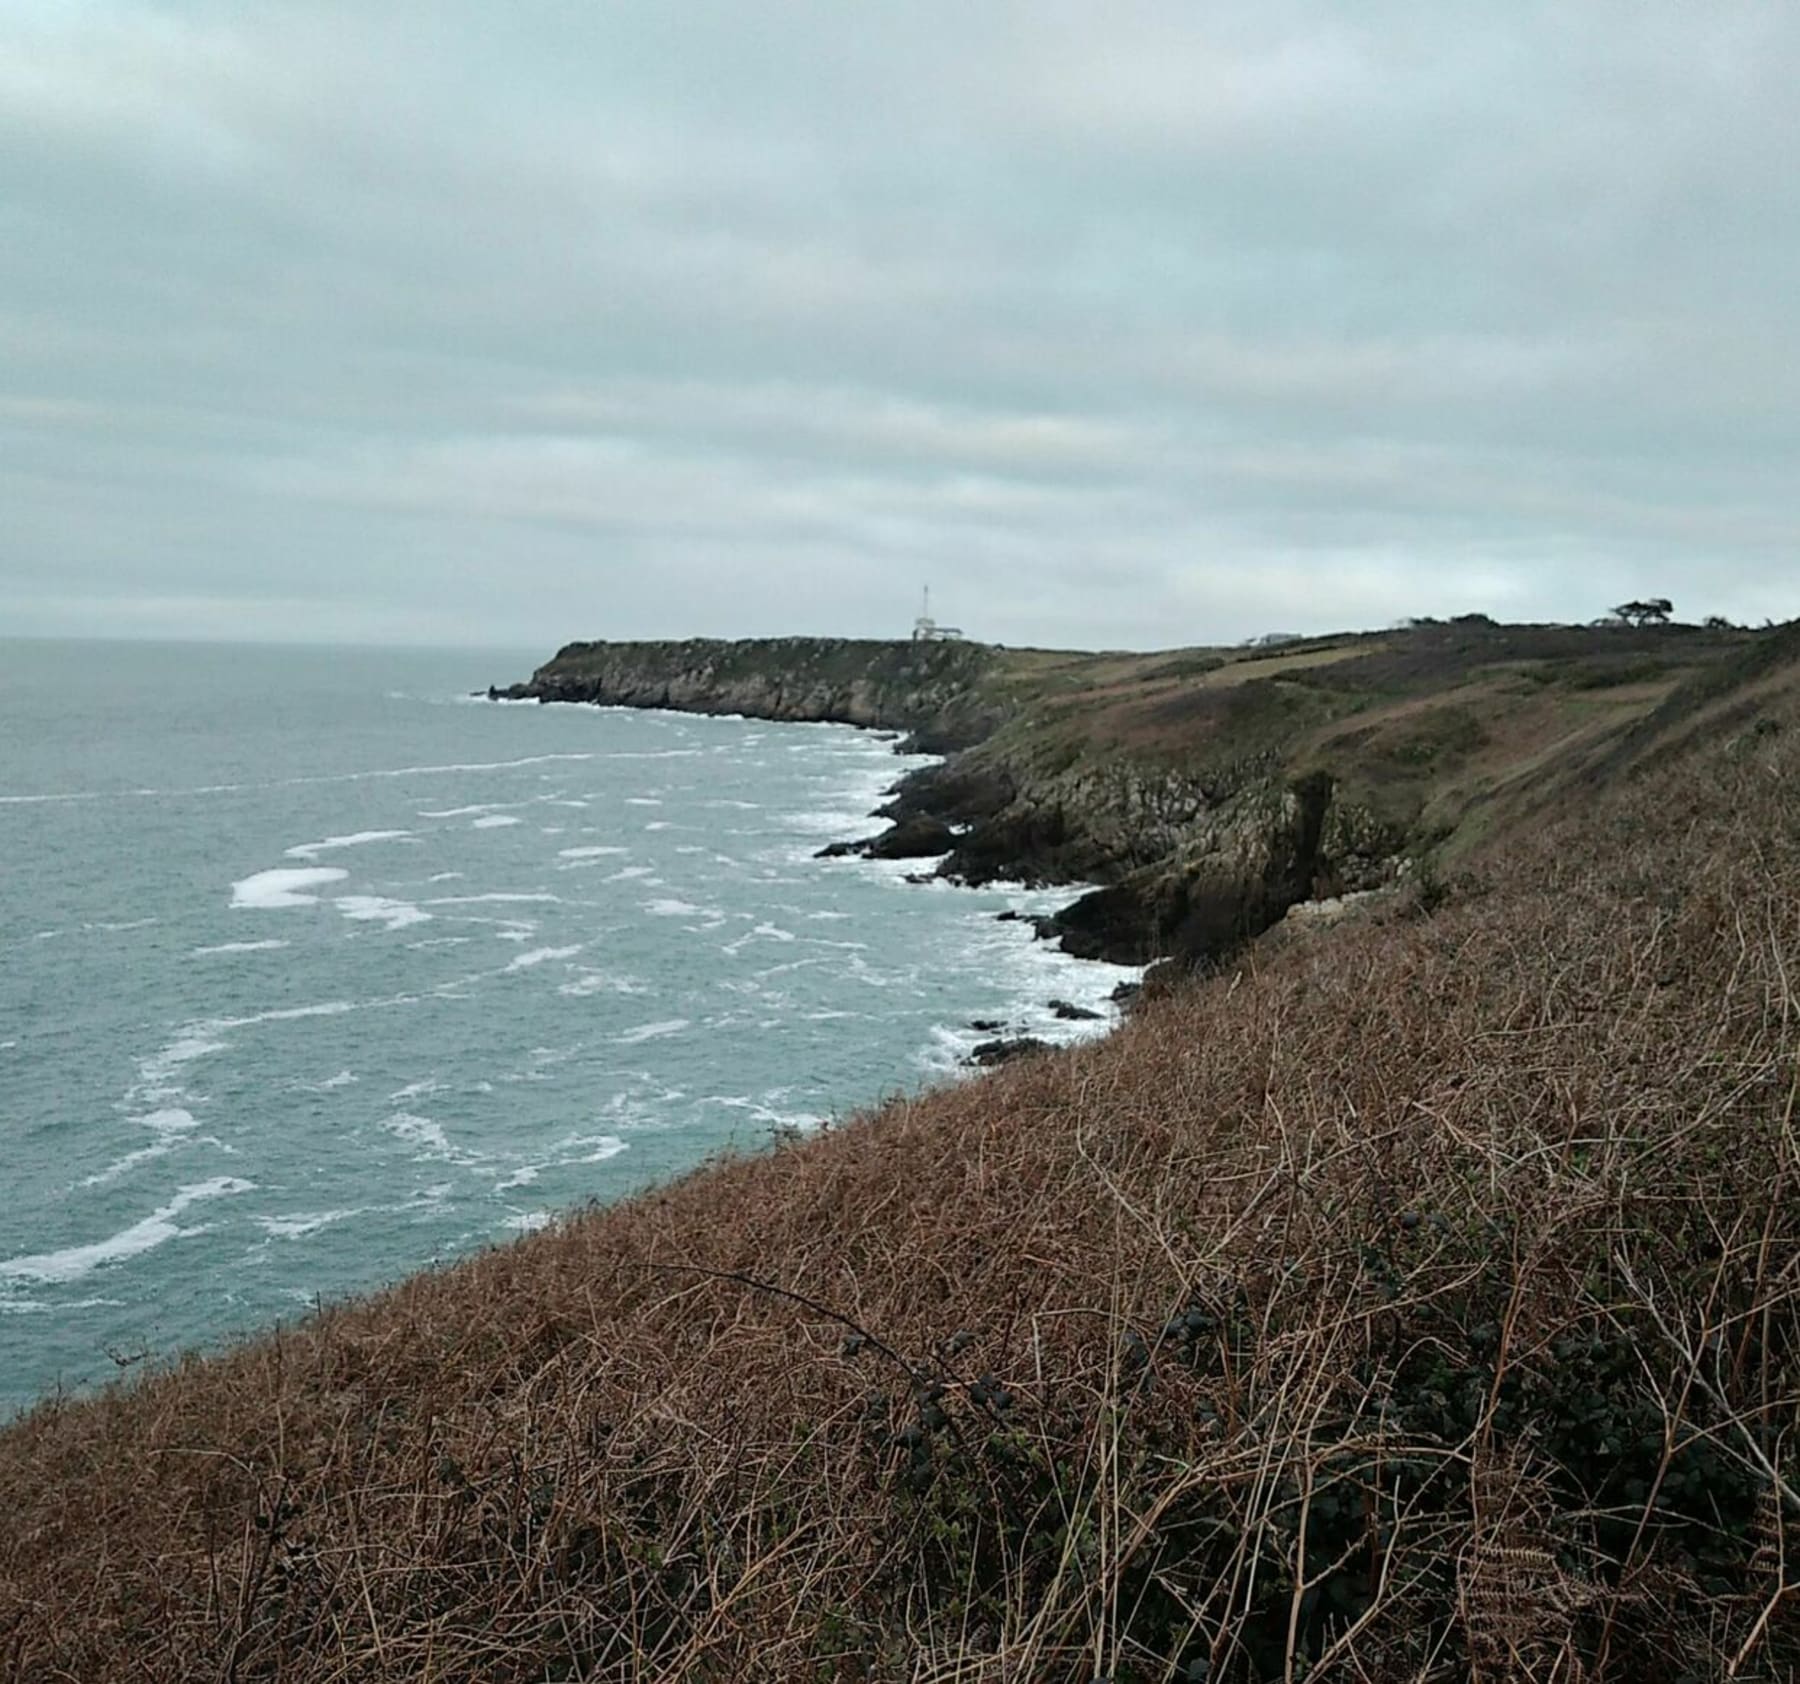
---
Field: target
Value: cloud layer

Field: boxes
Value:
[4,1,1798,646]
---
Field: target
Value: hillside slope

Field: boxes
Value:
[5,632,1800,1680]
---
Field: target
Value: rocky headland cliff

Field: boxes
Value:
[497,622,1750,969]
[491,636,1006,754]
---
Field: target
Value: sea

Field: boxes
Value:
[0,640,1136,1418]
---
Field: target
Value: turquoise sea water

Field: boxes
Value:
[0,641,1134,1417]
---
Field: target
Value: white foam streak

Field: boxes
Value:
[335,894,432,932]
[254,1209,357,1240]
[2,754,597,807]
[504,945,582,973]
[0,1178,255,1284]
[231,867,349,909]
[284,830,411,861]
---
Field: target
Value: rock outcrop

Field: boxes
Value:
[491,636,1005,754]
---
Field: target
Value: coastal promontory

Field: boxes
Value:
[498,620,1752,969]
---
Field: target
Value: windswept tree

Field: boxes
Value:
[1611,597,1674,626]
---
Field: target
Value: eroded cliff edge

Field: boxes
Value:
[497,624,1751,969]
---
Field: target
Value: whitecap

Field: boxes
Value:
[82,1144,177,1188]
[558,846,629,860]
[0,1177,256,1284]
[504,945,582,973]
[215,1001,357,1029]
[557,972,649,998]
[381,1112,453,1158]
[471,814,521,829]
[284,830,411,861]
[335,894,432,932]
[254,1209,357,1240]
[389,1077,444,1102]
[618,1019,689,1045]
[230,867,349,910]
[132,1031,228,1111]
[643,898,702,917]
[192,939,289,956]
[558,1133,628,1162]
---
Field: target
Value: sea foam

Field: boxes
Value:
[336,894,432,933]
[284,830,411,861]
[0,1178,255,1284]
[231,868,350,909]
[504,945,582,973]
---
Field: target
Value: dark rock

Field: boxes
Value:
[815,836,877,860]
[867,816,957,859]
[968,1019,1005,1033]
[1110,980,1142,1005]
[1050,882,1160,965]
[966,1037,1049,1068]
[814,815,955,862]
[1049,998,1102,1021]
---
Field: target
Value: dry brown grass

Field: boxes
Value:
[5,679,1800,1681]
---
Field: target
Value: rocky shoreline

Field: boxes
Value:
[494,634,1415,977]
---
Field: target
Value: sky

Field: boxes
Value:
[3,2,1798,650]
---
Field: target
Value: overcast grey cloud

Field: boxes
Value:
[3,1,1798,648]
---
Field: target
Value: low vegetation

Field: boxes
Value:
[5,625,1800,1680]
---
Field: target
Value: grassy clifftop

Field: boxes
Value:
[860,620,1756,963]
[7,622,1798,1681]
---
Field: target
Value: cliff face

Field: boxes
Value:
[494,636,1005,753]
[877,745,1381,965]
